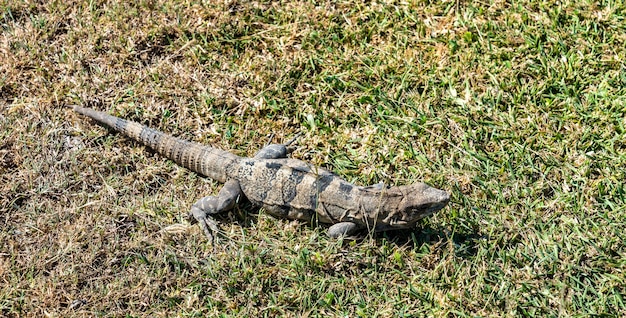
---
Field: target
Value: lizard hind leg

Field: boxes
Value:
[188,179,242,243]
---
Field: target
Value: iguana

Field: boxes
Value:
[67,104,450,241]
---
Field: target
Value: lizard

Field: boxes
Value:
[66,104,450,242]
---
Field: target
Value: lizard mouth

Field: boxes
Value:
[419,197,450,215]
[374,221,408,232]
[414,203,443,217]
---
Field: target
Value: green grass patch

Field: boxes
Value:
[1,0,625,316]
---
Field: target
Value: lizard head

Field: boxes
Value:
[362,182,449,231]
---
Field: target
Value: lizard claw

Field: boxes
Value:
[284,132,301,154]
[198,216,220,244]
[265,132,300,147]
[188,208,220,244]
[284,132,301,147]
[265,133,275,146]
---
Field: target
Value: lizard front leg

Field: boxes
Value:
[253,133,300,159]
[189,179,241,243]
[328,222,361,238]
[189,137,296,242]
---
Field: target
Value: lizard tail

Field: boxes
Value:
[67,104,143,137]
[67,104,238,183]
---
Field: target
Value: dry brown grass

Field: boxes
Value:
[2,0,625,316]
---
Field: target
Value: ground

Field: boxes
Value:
[1,0,625,316]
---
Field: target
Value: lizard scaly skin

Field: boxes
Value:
[67,105,450,241]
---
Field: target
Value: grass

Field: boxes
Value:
[1,0,625,316]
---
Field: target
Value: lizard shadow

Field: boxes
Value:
[363,225,483,258]
[225,204,482,258]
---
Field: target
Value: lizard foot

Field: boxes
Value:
[254,132,301,159]
[328,222,360,238]
[188,179,242,243]
[188,208,220,244]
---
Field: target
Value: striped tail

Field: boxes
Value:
[67,104,239,183]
